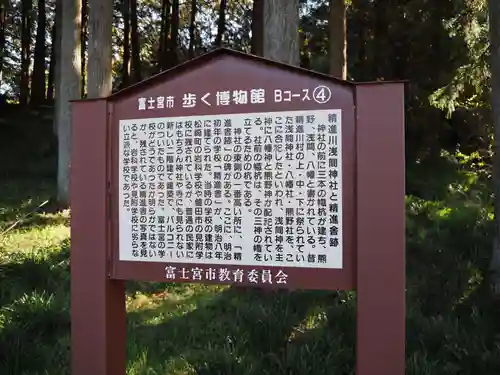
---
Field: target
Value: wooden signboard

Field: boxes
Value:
[70,48,405,375]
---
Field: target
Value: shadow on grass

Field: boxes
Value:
[122,195,500,375]
[127,287,355,375]
[405,195,494,317]
[9,211,70,231]
[0,239,71,375]
[0,149,499,374]
[403,193,500,375]
[0,178,56,231]
[0,200,499,375]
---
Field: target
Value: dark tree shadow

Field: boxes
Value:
[0,104,56,182]
[6,210,70,231]
[128,287,350,374]
[0,178,56,229]
[0,239,70,375]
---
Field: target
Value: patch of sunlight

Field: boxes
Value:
[143,314,165,326]
[288,306,328,342]
[0,223,69,255]
[7,290,57,315]
[163,358,197,375]
[32,209,71,226]
[453,268,484,309]
[127,348,196,375]
[129,285,224,327]
[127,290,187,312]
[436,206,453,218]
[127,349,158,375]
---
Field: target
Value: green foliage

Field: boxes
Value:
[0,146,499,374]
[1,0,494,164]
[429,0,490,117]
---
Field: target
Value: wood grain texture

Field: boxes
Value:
[329,0,347,79]
[57,0,81,204]
[262,0,300,66]
[87,0,113,98]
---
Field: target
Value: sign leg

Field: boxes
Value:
[71,99,126,375]
[355,83,406,375]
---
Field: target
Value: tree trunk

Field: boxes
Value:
[20,0,33,105]
[0,3,6,83]
[251,0,263,56]
[47,21,56,101]
[249,0,299,295]
[130,0,141,82]
[488,0,500,299]
[372,0,387,80]
[188,0,196,58]
[168,0,179,67]
[31,0,47,104]
[328,0,347,79]
[122,0,130,87]
[81,0,88,97]
[214,0,227,48]
[52,0,62,134]
[262,0,300,66]
[87,0,113,98]
[351,0,368,81]
[56,0,81,206]
[159,0,170,70]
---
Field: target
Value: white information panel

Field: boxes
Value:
[118,109,343,269]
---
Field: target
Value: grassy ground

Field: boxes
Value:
[1,142,500,373]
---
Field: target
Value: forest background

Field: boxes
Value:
[1,0,500,374]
